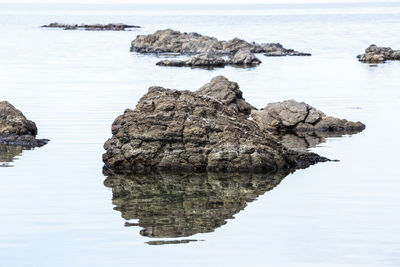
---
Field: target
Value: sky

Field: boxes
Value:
[0,0,398,4]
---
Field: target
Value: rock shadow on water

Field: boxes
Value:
[103,169,294,242]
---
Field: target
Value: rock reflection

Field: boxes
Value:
[0,144,23,167]
[275,130,364,152]
[104,171,291,239]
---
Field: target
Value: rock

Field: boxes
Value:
[228,49,261,66]
[357,44,400,63]
[103,170,293,238]
[131,29,310,57]
[102,81,326,174]
[0,101,48,147]
[156,52,226,68]
[41,23,140,31]
[196,76,256,116]
[251,99,366,133]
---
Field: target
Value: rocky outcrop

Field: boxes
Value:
[41,22,140,31]
[357,44,400,63]
[251,100,365,133]
[102,81,326,174]
[103,170,291,238]
[156,52,226,68]
[228,49,262,65]
[196,76,256,116]
[131,29,310,56]
[0,101,48,147]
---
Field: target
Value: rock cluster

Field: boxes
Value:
[0,101,48,147]
[132,29,310,69]
[156,50,262,68]
[251,99,365,133]
[102,77,328,174]
[41,23,140,31]
[357,44,400,63]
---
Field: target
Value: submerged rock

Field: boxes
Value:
[251,99,365,133]
[41,22,140,31]
[0,101,48,147]
[357,44,400,63]
[102,80,326,173]
[103,170,291,238]
[131,29,310,56]
[196,76,256,116]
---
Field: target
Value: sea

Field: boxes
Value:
[0,2,400,266]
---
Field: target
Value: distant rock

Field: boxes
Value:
[357,44,400,63]
[132,29,310,70]
[156,52,226,68]
[102,78,326,174]
[156,50,261,69]
[131,29,310,56]
[196,76,256,116]
[251,99,365,133]
[41,22,140,31]
[0,101,48,147]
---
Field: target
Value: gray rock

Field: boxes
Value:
[357,44,400,63]
[0,101,48,147]
[131,29,310,57]
[102,80,326,174]
[156,52,226,68]
[196,76,256,116]
[251,99,365,133]
[41,22,140,31]
[228,49,261,66]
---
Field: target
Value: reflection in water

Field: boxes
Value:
[276,130,363,151]
[0,144,24,167]
[146,239,201,245]
[104,171,291,240]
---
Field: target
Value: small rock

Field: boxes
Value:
[357,44,400,63]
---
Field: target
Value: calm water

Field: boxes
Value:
[1,2,400,266]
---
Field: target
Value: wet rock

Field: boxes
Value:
[103,170,291,238]
[251,99,366,133]
[357,44,400,63]
[41,22,140,31]
[156,52,226,68]
[131,29,310,57]
[102,80,326,174]
[0,101,48,147]
[196,76,256,116]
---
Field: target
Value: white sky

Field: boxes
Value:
[1,0,398,3]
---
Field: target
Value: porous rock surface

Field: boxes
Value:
[251,99,365,133]
[357,44,400,63]
[0,101,48,147]
[102,82,325,173]
[195,76,256,116]
[131,29,310,56]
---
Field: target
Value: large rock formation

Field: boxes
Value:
[357,44,400,63]
[131,29,310,56]
[103,170,291,239]
[196,76,256,116]
[0,101,48,147]
[41,22,140,31]
[251,100,365,133]
[102,82,326,174]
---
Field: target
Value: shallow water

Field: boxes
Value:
[0,2,400,266]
